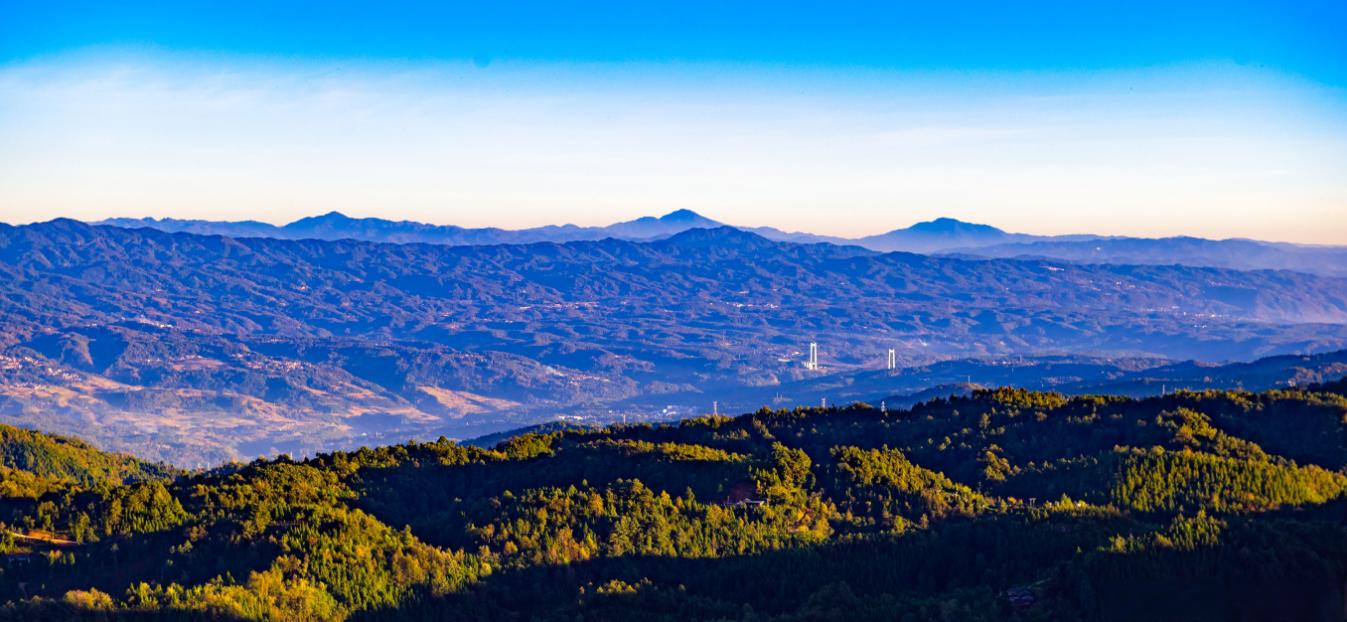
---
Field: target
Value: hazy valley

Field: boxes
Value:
[1,215,1345,465]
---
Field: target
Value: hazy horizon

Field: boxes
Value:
[2,2,1345,243]
[8,206,1345,247]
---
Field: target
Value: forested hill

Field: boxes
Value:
[2,382,1347,620]
[0,424,174,488]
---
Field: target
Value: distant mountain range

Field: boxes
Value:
[948,235,1347,276]
[98,210,1347,275]
[3,219,1347,464]
[97,209,1038,252]
[97,208,728,247]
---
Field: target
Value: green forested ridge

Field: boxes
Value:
[2,385,1347,621]
[0,424,176,488]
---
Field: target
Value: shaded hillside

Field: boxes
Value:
[1,384,1347,620]
[1055,349,1347,395]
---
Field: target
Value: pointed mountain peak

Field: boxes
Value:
[903,217,1003,235]
[858,217,1015,253]
[295,211,354,224]
[602,210,723,238]
[282,212,371,236]
[659,209,715,223]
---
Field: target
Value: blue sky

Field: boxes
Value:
[2,1,1345,242]
[6,1,1345,79]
